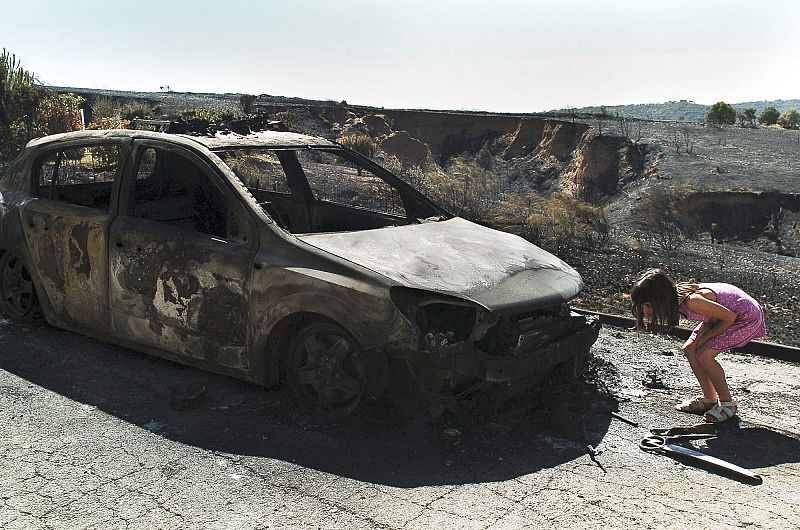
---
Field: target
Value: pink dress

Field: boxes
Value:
[680,283,766,350]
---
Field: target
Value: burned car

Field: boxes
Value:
[0,127,599,413]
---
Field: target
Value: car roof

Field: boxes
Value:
[24,129,338,151]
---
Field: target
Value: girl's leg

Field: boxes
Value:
[682,339,717,399]
[697,347,732,402]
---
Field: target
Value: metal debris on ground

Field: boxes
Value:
[587,445,606,473]
[639,433,761,482]
[610,411,639,427]
[642,369,667,389]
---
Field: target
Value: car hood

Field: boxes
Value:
[297,217,584,313]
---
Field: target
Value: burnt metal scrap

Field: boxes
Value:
[640,433,761,482]
[128,116,287,136]
[0,127,600,415]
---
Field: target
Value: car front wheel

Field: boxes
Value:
[285,321,379,415]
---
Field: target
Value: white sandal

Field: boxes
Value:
[703,401,738,423]
[675,396,717,413]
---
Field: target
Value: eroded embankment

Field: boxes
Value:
[674,191,800,254]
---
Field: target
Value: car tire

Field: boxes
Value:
[285,321,384,415]
[0,252,42,321]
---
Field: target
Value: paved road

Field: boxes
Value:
[1,317,798,529]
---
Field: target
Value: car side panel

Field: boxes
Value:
[19,200,111,330]
[109,216,254,372]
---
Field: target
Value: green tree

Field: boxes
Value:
[758,106,780,125]
[742,108,757,126]
[777,108,800,129]
[706,101,736,125]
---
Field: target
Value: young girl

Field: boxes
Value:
[629,268,766,422]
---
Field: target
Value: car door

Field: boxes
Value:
[19,141,123,330]
[109,140,257,372]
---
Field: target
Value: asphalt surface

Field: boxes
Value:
[1,317,799,529]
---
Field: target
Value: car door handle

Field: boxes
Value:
[115,241,124,248]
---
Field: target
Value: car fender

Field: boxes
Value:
[251,288,412,386]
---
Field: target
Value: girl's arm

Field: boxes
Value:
[683,294,737,349]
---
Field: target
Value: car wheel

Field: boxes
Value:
[285,321,376,415]
[0,252,42,320]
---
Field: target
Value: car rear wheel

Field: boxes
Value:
[285,321,377,415]
[0,252,42,320]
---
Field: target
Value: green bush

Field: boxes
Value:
[758,106,780,126]
[706,101,736,125]
[183,107,223,123]
[1,48,84,158]
[778,108,800,129]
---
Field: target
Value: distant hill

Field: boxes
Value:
[54,86,800,124]
[565,99,800,122]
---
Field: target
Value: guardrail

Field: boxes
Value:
[573,308,800,364]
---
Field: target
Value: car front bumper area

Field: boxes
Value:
[401,313,602,390]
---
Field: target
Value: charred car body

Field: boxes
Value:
[0,127,600,413]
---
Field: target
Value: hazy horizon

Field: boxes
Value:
[3,0,799,113]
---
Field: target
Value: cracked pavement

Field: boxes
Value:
[1,317,798,529]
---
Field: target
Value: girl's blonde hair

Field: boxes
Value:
[676,281,699,306]
[630,268,697,332]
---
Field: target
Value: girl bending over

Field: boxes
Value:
[630,268,766,422]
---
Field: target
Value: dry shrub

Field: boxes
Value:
[636,188,684,251]
[423,156,499,224]
[338,134,376,159]
[121,101,154,121]
[238,94,257,115]
[87,116,129,130]
[90,96,119,120]
[494,192,609,255]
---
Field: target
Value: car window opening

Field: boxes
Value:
[132,147,228,239]
[217,147,444,234]
[35,144,120,211]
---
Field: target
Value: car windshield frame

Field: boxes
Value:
[213,145,451,234]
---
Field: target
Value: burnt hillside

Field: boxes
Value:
[52,87,800,345]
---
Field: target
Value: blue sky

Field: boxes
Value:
[2,0,798,112]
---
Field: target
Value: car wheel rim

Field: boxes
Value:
[291,324,365,411]
[1,256,36,317]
